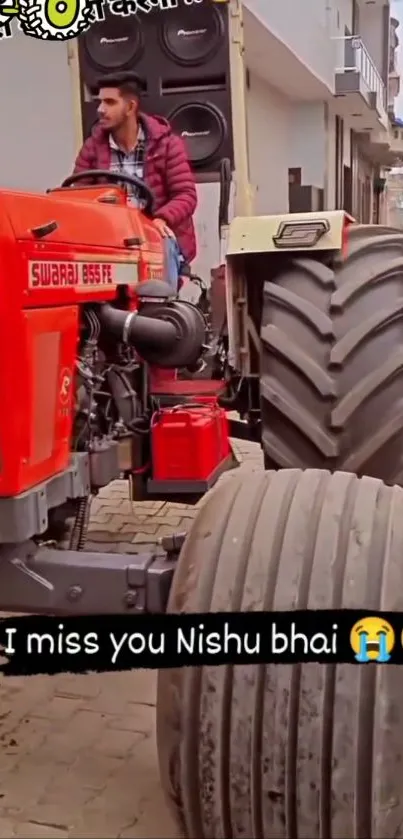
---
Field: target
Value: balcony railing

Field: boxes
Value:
[334,35,387,110]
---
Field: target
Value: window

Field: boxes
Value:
[288,168,301,186]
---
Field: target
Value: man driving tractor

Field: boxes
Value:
[73,70,198,293]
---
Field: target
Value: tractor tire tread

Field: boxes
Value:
[157,468,403,838]
[260,225,403,481]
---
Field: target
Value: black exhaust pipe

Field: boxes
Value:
[97,303,177,353]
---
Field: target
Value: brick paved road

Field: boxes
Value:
[0,441,262,838]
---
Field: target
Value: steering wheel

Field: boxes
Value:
[60,170,154,215]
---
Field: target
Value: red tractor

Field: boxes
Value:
[0,169,402,838]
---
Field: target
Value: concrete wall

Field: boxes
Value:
[245,72,290,214]
[386,172,403,227]
[0,28,77,192]
[289,103,327,189]
[192,182,233,285]
[325,105,336,209]
[359,4,384,77]
[327,0,353,36]
[323,104,353,210]
[243,0,336,93]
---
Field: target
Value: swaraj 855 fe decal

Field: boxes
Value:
[28,260,138,289]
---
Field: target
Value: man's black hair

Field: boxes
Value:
[95,72,143,100]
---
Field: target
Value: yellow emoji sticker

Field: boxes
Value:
[350,616,395,663]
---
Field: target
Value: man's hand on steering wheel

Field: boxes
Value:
[59,169,155,216]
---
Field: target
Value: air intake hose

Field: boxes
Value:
[97,303,177,353]
[96,300,207,368]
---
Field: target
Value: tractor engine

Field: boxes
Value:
[72,289,208,484]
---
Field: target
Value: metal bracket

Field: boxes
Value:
[0,541,177,615]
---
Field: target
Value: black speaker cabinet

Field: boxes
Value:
[78,2,233,176]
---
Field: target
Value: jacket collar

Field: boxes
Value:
[92,112,172,152]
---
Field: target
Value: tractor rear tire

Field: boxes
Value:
[156,468,403,838]
[260,225,403,482]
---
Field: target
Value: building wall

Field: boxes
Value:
[245,72,336,214]
[390,18,399,52]
[359,5,384,77]
[386,172,403,228]
[325,106,337,209]
[0,27,77,192]
[243,0,336,93]
[327,0,353,37]
[192,182,230,286]
[245,72,291,214]
[289,103,327,189]
[324,103,354,210]
[388,17,400,110]
[389,72,400,103]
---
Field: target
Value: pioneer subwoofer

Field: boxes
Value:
[82,16,144,77]
[78,2,233,176]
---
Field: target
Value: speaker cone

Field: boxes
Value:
[168,102,226,165]
[160,5,223,66]
[83,15,143,72]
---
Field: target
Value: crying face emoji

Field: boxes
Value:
[350,617,395,663]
